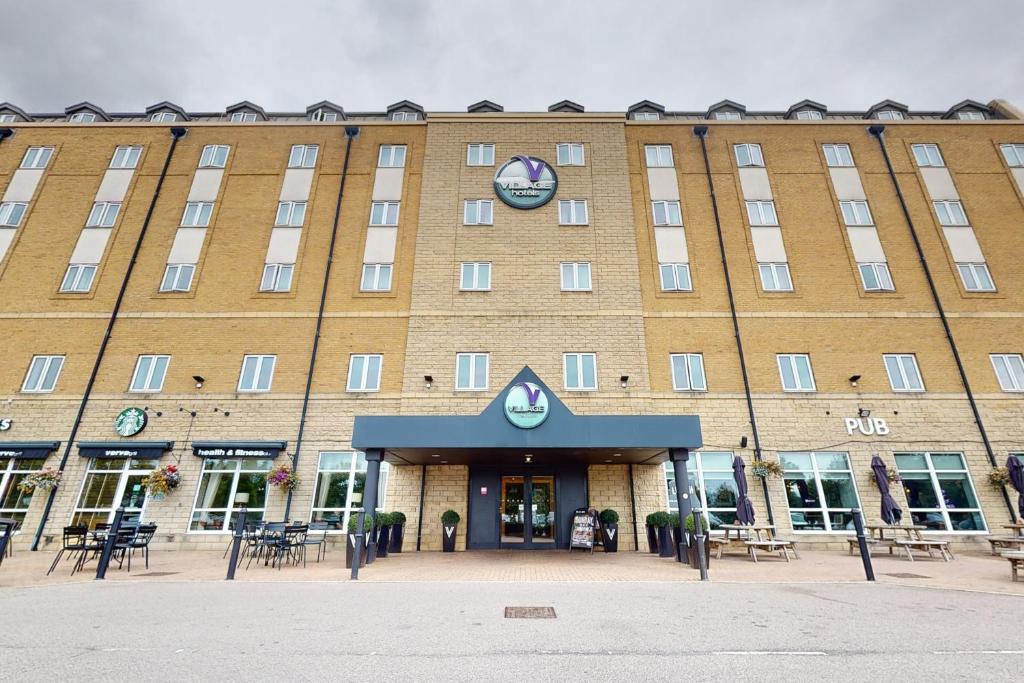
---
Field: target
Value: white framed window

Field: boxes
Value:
[455,352,489,391]
[734,143,764,167]
[652,200,682,226]
[759,263,793,292]
[459,262,491,291]
[199,145,230,168]
[0,114,17,123]
[558,200,589,225]
[877,110,904,121]
[275,201,306,226]
[238,355,275,392]
[714,111,741,121]
[467,144,495,166]
[130,355,170,392]
[670,353,706,391]
[659,263,692,292]
[991,354,1024,392]
[60,264,97,292]
[823,144,854,167]
[110,145,142,169]
[957,111,985,121]
[664,452,739,529]
[957,262,995,292]
[560,262,592,291]
[150,112,177,122]
[347,354,382,392]
[894,452,986,532]
[189,458,274,532]
[288,144,318,168]
[229,112,258,123]
[311,109,338,123]
[463,200,493,225]
[795,110,823,121]
[390,111,419,121]
[564,352,597,391]
[21,147,54,169]
[884,354,925,392]
[999,144,1024,167]
[369,201,400,226]
[781,452,861,533]
[911,143,944,167]
[73,456,158,529]
[858,262,895,292]
[86,201,121,227]
[361,263,392,291]
[22,355,64,393]
[745,200,778,225]
[0,202,27,227]
[634,112,661,121]
[378,145,407,168]
[777,354,815,391]
[0,456,48,530]
[310,452,389,530]
[181,201,213,227]
[260,263,293,292]
[69,112,96,123]
[556,143,585,166]
[160,264,195,292]
[839,200,873,226]
[644,145,674,168]
[933,200,968,226]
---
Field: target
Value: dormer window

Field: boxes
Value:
[391,111,419,121]
[877,110,904,120]
[307,101,344,122]
[795,110,823,120]
[386,100,425,122]
[633,112,661,121]
[230,111,258,123]
[0,114,15,123]
[150,111,178,122]
[957,110,986,121]
[786,100,827,121]
[714,111,741,121]
[311,109,338,122]
[69,112,96,123]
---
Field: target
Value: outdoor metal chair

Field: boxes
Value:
[111,526,140,571]
[47,526,88,576]
[301,522,330,563]
[123,524,157,570]
[273,525,308,569]
[246,522,286,569]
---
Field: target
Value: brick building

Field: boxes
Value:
[1,96,1023,553]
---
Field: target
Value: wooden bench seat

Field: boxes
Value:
[892,538,954,562]
[847,537,893,556]
[707,537,731,560]
[1003,551,1024,582]
[744,539,798,563]
[987,536,1024,556]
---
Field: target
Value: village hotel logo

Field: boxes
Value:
[504,382,550,429]
[493,155,558,209]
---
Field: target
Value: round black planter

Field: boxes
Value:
[671,526,683,562]
[657,526,674,557]
[685,532,712,569]
[344,533,368,569]
[376,525,391,558]
[442,523,458,552]
[645,524,658,554]
[389,524,404,553]
[601,522,619,552]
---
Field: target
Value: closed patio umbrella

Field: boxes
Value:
[871,454,903,525]
[1007,455,1024,521]
[733,456,756,525]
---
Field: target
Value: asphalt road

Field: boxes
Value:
[1,581,1021,681]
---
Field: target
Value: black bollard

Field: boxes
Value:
[690,510,708,581]
[95,506,125,580]
[225,508,248,580]
[350,511,365,581]
[851,508,875,582]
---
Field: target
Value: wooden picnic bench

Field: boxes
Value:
[719,523,798,563]
[865,524,954,562]
[1003,551,1024,582]
[987,536,1024,556]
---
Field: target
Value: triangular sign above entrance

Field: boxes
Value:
[479,366,574,430]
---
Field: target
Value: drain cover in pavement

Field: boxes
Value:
[134,572,181,577]
[504,606,556,619]
[883,572,930,579]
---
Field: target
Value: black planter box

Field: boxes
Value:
[442,523,458,552]
[686,532,712,569]
[376,525,391,558]
[389,524,404,553]
[366,529,378,564]
[645,524,658,554]
[601,522,618,552]
[344,534,367,569]
[671,526,683,562]
[657,526,674,557]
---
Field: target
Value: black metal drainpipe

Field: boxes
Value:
[693,126,775,526]
[31,127,188,550]
[869,125,1016,521]
[283,126,360,520]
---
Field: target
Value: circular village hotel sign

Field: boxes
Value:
[504,382,549,429]
[493,155,557,209]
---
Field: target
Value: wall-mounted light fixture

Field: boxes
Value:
[424,375,433,390]
[849,374,862,387]
[620,375,629,389]
[858,407,871,418]
[524,453,533,464]
[740,436,748,449]
[192,375,205,389]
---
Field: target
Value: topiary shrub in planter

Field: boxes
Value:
[649,511,674,558]
[376,512,393,558]
[441,510,460,552]
[644,513,659,554]
[684,513,712,569]
[599,509,619,552]
[345,513,373,569]
[389,511,407,553]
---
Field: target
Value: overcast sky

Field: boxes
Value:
[2,1,1022,114]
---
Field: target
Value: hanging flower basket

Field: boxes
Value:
[867,468,901,484]
[17,467,62,493]
[142,464,181,499]
[268,464,300,492]
[988,467,1012,488]
[751,460,784,479]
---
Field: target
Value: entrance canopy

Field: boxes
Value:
[352,366,702,465]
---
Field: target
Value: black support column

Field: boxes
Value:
[362,449,384,521]
[669,449,693,522]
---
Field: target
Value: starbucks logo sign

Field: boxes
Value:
[114,407,147,437]
[493,155,558,209]
[504,382,549,429]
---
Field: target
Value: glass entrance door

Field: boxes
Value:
[500,474,556,548]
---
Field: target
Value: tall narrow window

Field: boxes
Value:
[644,145,673,168]
[911,144,944,167]
[110,146,143,169]
[670,353,706,391]
[86,202,121,227]
[22,355,64,393]
[347,354,382,392]
[455,353,489,391]
[463,200,493,225]
[781,452,861,533]
[991,354,1024,392]
[894,453,985,531]
[361,263,392,291]
[73,457,158,529]
[560,262,592,291]
[459,262,491,291]
[260,264,294,292]
[932,200,968,226]
[275,201,306,226]
[467,144,495,166]
[160,264,195,292]
[288,144,319,168]
[21,147,54,169]
[564,353,597,391]
[839,200,872,226]
[190,458,273,532]
[0,202,28,227]
[558,200,588,225]
[181,202,214,227]
[199,145,230,169]
[238,355,275,392]
[734,143,764,167]
[130,355,170,392]
[759,263,793,292]
[957,263,995,292]
[745,200,778,225]
[777,354,815,391]
[883,354,925,392]
[823,144,854,167]
[556,143,585,166]
[369,201,400,226]
[659,263,692,292]
[858,262,895,292]
[652,200,682,226]
[60,264,97,292]
[378,145,407,168]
